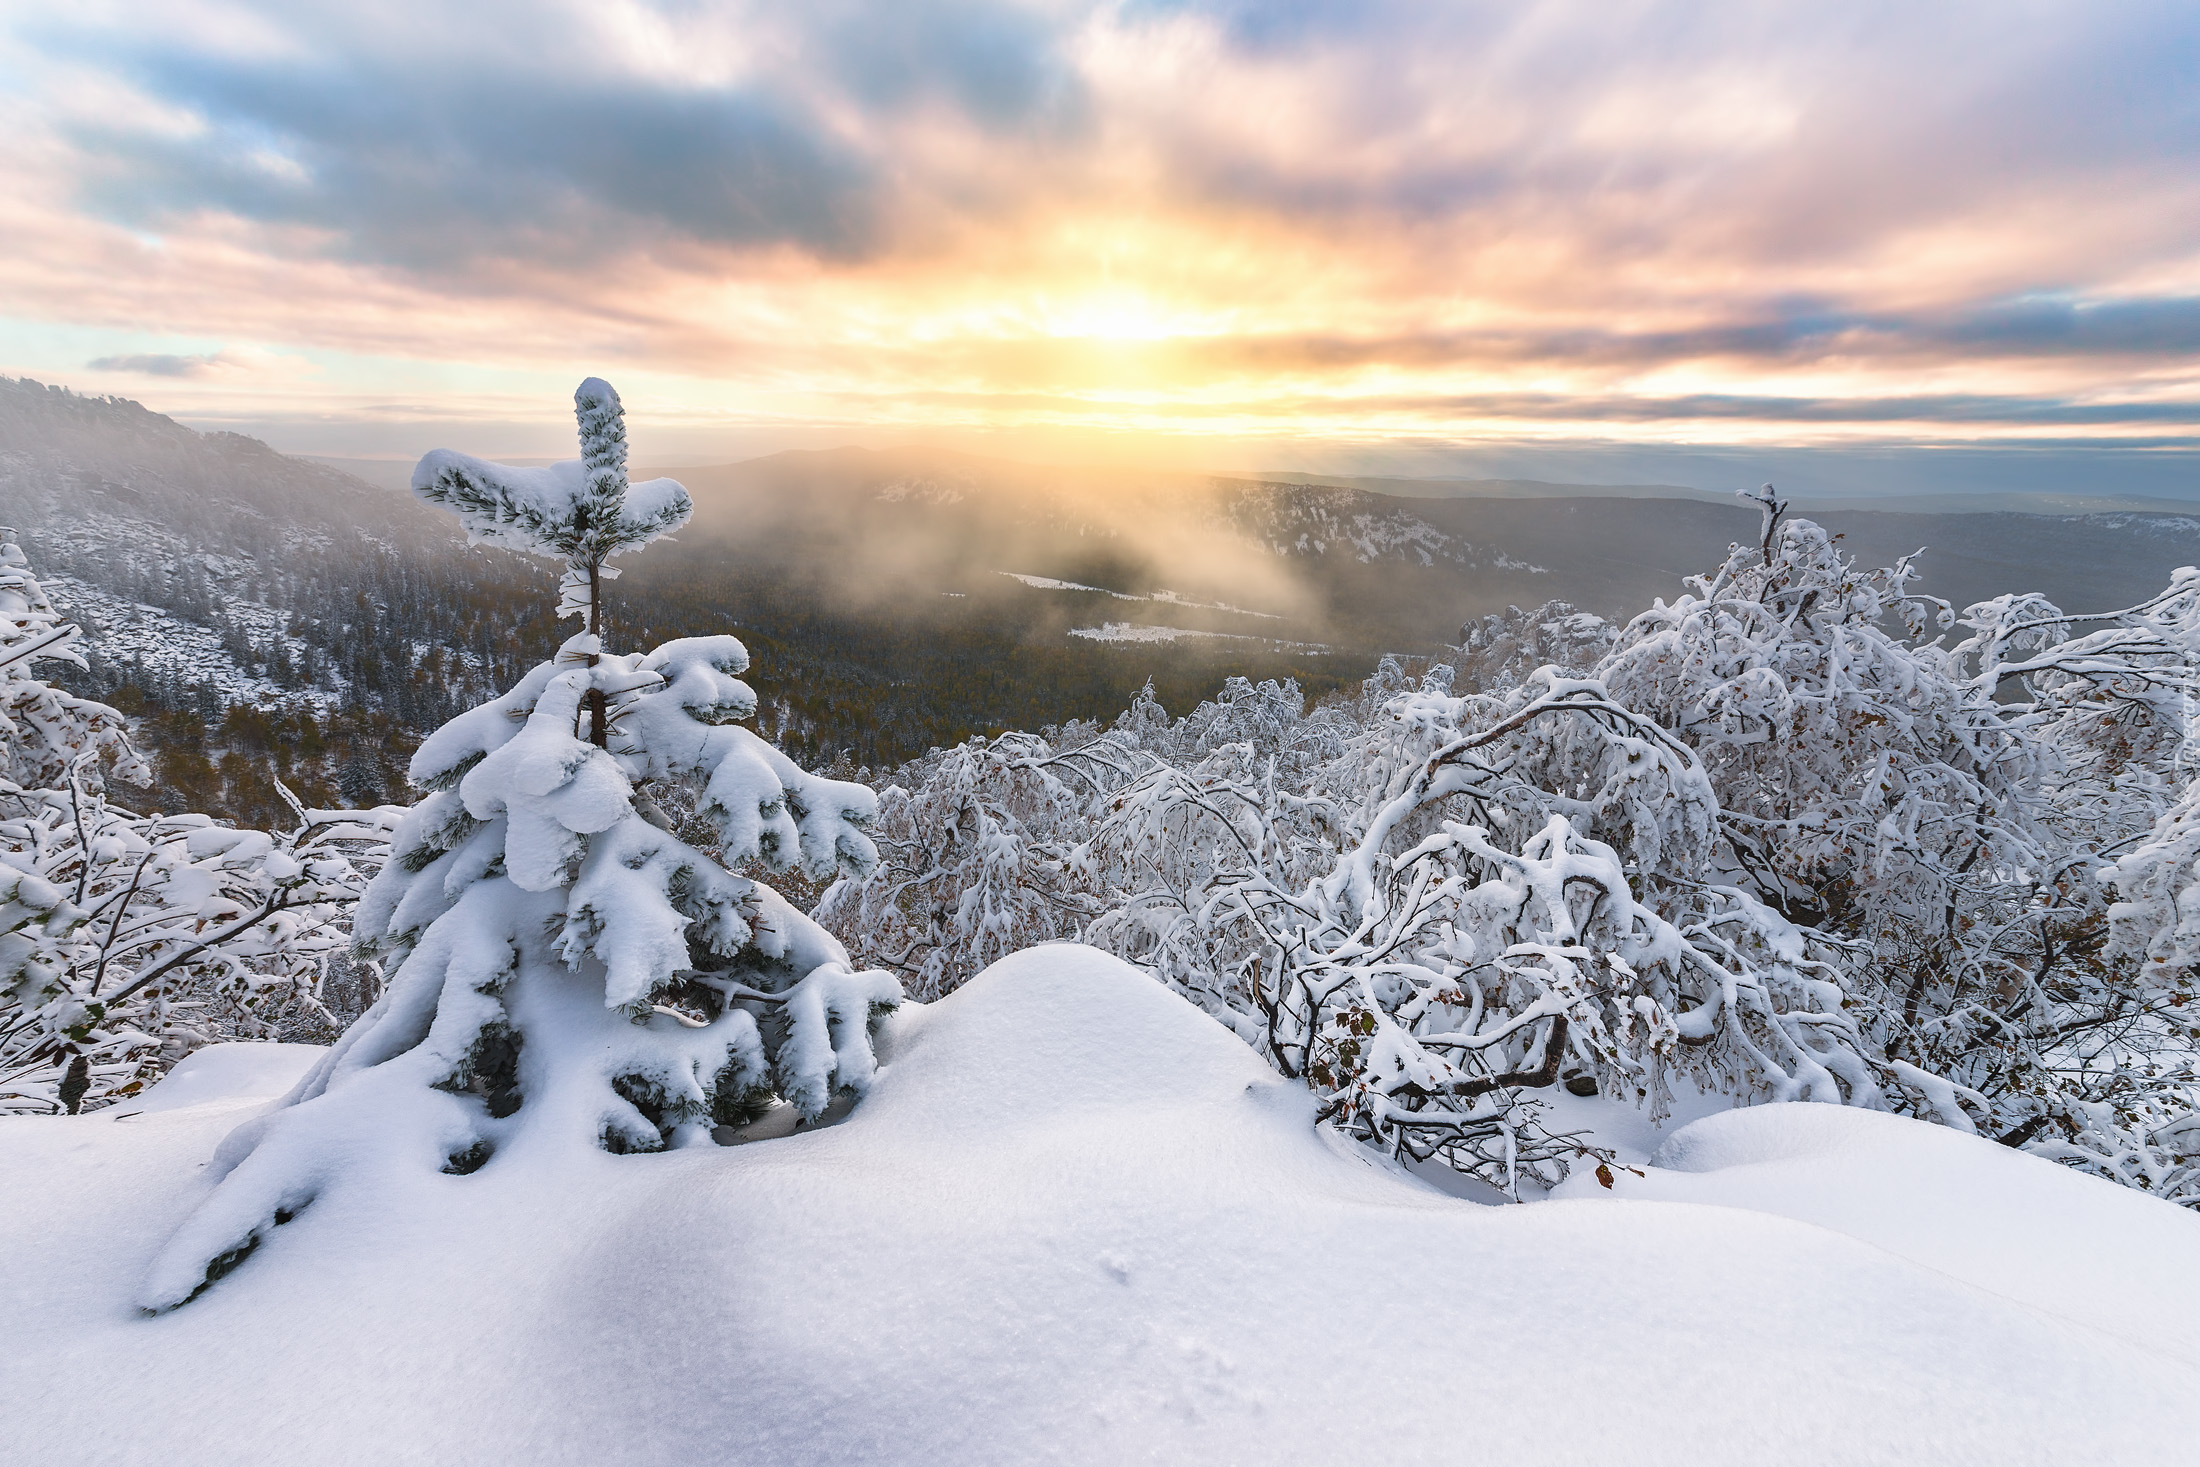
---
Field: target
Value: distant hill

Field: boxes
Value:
[1228,470,1734,505]
[648,444,2200,648]
[0,376,561,821]
[8,376,2200,823]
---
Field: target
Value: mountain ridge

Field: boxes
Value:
[11,375,2200,821]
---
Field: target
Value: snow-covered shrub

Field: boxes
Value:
[0,535,139,790]
[1351,493,2200,1196]
[0,792,386,1115]
[1156,675,1313,766]
[1088,670,1864,1191]
[1973,571,2200,1202]
[2108,780,2200,977]
[817,677,1349,1001]
[1587,505,2038,937]
[813,732,1128,999]
[141,382,897,1311]
[827,491,2200,1202]
[1455,600,1617,692]
[0,534,381,1115]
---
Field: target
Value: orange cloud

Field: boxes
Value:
[1,0,2196,458]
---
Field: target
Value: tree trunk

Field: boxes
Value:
[585,559,608,747]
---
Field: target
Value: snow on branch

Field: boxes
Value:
[0,534,386,1117]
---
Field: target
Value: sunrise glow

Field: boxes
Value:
[1,1,2196,474]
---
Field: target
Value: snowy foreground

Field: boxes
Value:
[7,948,2200,1466]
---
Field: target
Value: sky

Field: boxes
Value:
[3,0,2198,495]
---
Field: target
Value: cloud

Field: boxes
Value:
[1383,392,2200,430]
[86,351,230,377]
[3,0,2198,452]
[818,0,1084,127]
[1136,295,2200,376]
[41,1,1087,276]
[48,1,2190,283]
[70,64,887,270]
[868,378,2200,432]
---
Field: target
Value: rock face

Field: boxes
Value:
[5,942,2199,1465]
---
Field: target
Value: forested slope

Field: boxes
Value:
[0,382,1371,820]
[7,375,2200,827]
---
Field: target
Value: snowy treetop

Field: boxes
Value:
[410,380,692,624]
[409,455,692,567]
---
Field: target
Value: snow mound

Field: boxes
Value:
[4,946,2197,1465]
[122,1043,326,1114]
[1558,1099,2200,1362]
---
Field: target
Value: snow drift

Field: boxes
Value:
[5,945,2197,1465]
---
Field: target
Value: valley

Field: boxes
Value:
[7,375,2199,824]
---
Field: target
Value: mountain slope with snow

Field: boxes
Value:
[4,945,2195,1466]
[13,378,2200,794]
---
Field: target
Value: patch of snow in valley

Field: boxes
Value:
[1070,621,1249,644]
[1002,571,1138,597]
[1002,573,1282,619]
[1143,589,1282,618]
[1068,621,1332,652]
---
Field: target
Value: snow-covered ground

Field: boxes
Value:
[4,945,2196,1465]
[115,1043,332,1115]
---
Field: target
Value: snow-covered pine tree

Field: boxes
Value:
[140,380,897,1311]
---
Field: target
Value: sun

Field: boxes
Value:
[1034,288,1210,343]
